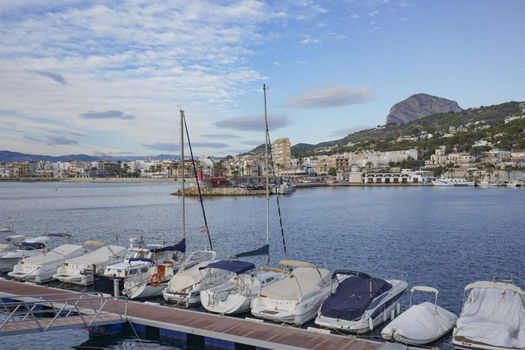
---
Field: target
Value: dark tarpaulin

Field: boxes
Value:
[21,242,45,250]
[200,260,255,274]
[151,238,186,253]
[234,244,269,258]
[320,274,392,321]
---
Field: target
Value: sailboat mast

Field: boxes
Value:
[263,84,270,264]
[180,110,186,239]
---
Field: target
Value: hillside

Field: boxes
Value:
[0,151,181,162]
[291,101,525,159]
[386,93,462,125]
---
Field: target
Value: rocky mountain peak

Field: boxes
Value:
[386,93,462,125]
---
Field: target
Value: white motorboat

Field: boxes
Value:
[163,250,232,307]
[272,182,296,195]
[506,180,523,188]
[53,242,127,286]
[452,281,525,350]
[0,236,49,272]
[200,261,285,315]
[93,237,184,296]
[0,235,25,252]
[0,226,15,233]
[251,260,331,326]
[8,244,85,283]
[314,270,407,334]
[121,239,185,299]
[432,178,475,187]
[381,286,457,345]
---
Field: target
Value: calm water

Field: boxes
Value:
[0,182,524,349]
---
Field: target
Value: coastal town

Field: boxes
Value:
[2,136,524,186]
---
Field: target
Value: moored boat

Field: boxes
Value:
[53,242,127,286]
[314,270,408,334]
[432,178,475,187]
[381,285,457,345]
[251,260,331,326]
[8,244,85,283]
[0,236,49,272]
[452,281,525,350]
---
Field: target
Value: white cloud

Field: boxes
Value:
[283,85,372,108]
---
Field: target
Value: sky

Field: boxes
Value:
[0,0,524,157]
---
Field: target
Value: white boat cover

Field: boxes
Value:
[382,302,457,344]
[63,246,127,267]
[456,285,525,348]
[260,267,330,301]
[23,244,84,266]
[167,261,210,291]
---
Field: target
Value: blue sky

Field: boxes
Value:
[0,0,524,157]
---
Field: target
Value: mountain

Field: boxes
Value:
[386,93,462,125]
[0,151,181,162]
[291,101,524,157]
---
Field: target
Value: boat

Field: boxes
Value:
[0,236,49,272]
[505,180,523,188]
[381,286,457,345]
[452,281,525,350]
[163,250,234,306]
[8,244,85,283]
[53,242,127,286]
[200,87,288,315]
[93,237,184,296]
[122,110,214,300]
[432,178,475,187]
[0,226,15,233]
[314,270,408,334]
[272,181,296,195]
[0,235,25,252]
[200,260,286,315]
[251,260,331,326]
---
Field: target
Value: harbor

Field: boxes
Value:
[1,181,524,349]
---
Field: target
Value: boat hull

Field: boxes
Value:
[200,290,251,315]
[0,257,22,273]
[53,273,92,286]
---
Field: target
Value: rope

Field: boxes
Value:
[183,115,214,251]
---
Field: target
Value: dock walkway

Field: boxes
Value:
[0,279,404,350]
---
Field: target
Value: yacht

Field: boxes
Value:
[53,243,127,286]
[0,236,49,272]
[163,250,232,307]
[432,178,475,187]
[382,286,457,345]
[0,235,25,252]
[453,281,525,350]
[8,244,85,283]
[0,226,15,233]
[251,260,332,326]
[200,261,285,315]
[94,237,183,296]
[315,270,407,334]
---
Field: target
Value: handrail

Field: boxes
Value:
[0,292,127,333]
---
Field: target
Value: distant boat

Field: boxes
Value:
[453,281,525,350]
[314,270,407,334]
[432,178,474,187]
[382,286,457,345]
[0,226,15,233]
[271,182,296,195]
[0,235,25,253]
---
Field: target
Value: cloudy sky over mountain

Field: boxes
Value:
[1,0,524,156]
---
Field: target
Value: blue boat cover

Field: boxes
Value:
[151,238,186,253]
[200,260,255,274]
[45,233,72,237]
[21,242,45,250]
[234,244,269,258]
[320,274,392,321]
[128,258,153,263]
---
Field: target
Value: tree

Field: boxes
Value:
[328,167,337,176]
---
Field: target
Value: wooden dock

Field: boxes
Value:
[0,279,406,350]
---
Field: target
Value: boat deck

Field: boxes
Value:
[0,279,402,350]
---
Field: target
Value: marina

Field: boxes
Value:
[0,182,524,349]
